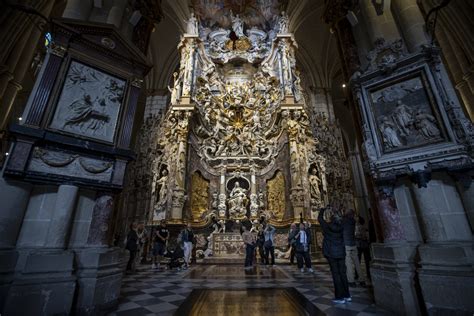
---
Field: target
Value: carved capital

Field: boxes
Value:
[48,43,67,57]
[410,170,432,188]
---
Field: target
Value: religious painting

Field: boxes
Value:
[267,170,285,221]
[368,72,446,153]
[49,60,125,143]
[191,171,210,220]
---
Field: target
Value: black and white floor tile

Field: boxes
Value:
[108,264,391,316]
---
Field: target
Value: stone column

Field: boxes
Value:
[359,0,401,46]
[392,0,429,52]
[107,0,127,29]
[411,172,471,242]
[218,168,227,218]
[410,171,474,314]
[370,183,422,315]
[348,149,369,218]
[45,185,79,248]
[0,0,55,130]
[62,0,92,20]
[170,111,191,221]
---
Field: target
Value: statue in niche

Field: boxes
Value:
[414,110,441,140]
[392,100,413,137]
[156,169,168,204]
[309,168,322,201]
[277,11,289,33]
[168,72,182,105]
[258,190,265,211]
[379,116,402,148]
[230,12,244,37]
[211,192,218,212]
[186,12,198,35]
[228,182,248,218]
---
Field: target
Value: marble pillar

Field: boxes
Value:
[410,172,474,314]
[370,183,422,315]
[72,192,124,315]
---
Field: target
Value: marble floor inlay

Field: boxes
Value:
[108,264,391,316]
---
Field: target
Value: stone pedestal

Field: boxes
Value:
[370,243,422,315]
[3,250,76,315]
[0,177,31,309]
[410,173,474,314]
[73,248,123,315]
[417,242,474,315]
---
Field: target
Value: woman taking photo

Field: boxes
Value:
[318,206,351,304]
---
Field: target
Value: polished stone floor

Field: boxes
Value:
[109,264,391,316]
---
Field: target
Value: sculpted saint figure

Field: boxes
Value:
[414,110,441,140]
[379,116,402,148]
[309,168,321,201]
[277,11,289,33]
[392,100,413,136]
[231,12,244,37]
[228,182,248,217]
[186,12,198,35]
[157,169,168,204]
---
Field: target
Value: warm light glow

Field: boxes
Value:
[18,117,22,121]
[342,83,346,88]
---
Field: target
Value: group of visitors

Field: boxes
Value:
[242,223,278,269]
[125,220,195,273]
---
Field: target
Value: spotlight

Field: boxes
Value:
[342,84,346,88]
[18,117,22,121]
[5,152,9,156]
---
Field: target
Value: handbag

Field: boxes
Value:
[264,239,273,248]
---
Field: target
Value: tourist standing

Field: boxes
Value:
[264,224,276,266]
[256,226,265,264]
[319,207,350,304]
[125,223,139,273]
[288,223,297,264]
[242,226,256,269]
[292,223,314,273]
[343,209,365,287]
[356,215,371,280]
[180,223,194,269]
[136,223,148,264]
[152,220,169,269]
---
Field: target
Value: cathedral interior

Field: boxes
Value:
[0,0,473,315]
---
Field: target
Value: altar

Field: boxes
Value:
[201,232,245,264]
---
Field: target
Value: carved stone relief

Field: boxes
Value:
[49,61,125,142]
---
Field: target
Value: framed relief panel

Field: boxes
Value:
[367,71,447,154]
[49,60,126,143]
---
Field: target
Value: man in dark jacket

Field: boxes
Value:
[126,223,139,273]
[319,206,350,304]
[343,209,365,287]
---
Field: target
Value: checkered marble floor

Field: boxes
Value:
[108,264,392,316]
